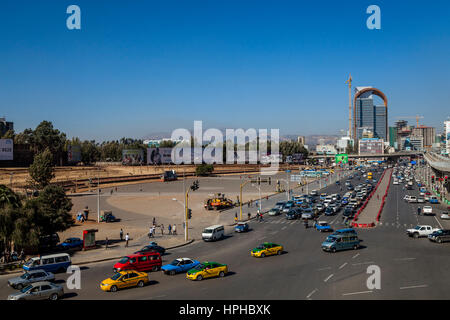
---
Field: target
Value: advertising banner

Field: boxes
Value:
[147,147,173,164]
[335,153,349,164]
[0,139,13,161]
[122,149,144,165]
[68,145,82,164]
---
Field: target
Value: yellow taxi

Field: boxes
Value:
[100,270,149,292]
[251,242,284,258]
[186,262,228,281]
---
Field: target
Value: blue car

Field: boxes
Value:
[58,237,83,250]
[161,258,200,275]
[234,222,249,233]
[314,221,333,232]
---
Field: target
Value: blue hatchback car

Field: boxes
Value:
[58,237,83,250]
[161,258,200,275]
[235,222,250,232]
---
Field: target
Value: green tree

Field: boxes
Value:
[196,164,214,176]
[81,140,101,164]
[28,148,55,189]
[0,185,23,250]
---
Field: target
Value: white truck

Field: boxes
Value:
[406,225,440,238]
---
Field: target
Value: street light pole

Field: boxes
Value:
[97,167,100,223]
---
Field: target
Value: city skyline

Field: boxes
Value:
[1,1,450,141]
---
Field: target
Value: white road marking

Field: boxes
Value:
[339,262,348,270]
[352,261,374,266]
[281,226,287,230]
[324,274,334,282]
[399,284,428,290]
[342,290,373,296]
[257,237,266,241]
[352,253,360,259]
[317,267,332,271]
[306,288,318,299]
[395,257,416,261]
[434,216,443,229]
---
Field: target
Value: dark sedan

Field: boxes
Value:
[135,244,166,255]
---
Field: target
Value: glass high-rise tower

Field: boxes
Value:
[354,88,388,142]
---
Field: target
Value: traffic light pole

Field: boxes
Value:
[240,180,250,221]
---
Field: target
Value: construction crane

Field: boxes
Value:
[395,115,424,127]
[345,74,352,138]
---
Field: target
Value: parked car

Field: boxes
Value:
[57,237,83,250]
[161,258,200,275]
[8,270,55,290]
[7,281,64,300]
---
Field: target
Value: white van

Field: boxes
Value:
[202,225,225,241]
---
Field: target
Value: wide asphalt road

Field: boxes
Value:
[2,167,449,300]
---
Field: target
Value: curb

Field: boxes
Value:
[0,239,196,276]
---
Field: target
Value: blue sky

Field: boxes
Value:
[1,0,449,141]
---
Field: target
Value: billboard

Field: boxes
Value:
[122,149,144,165]
[335,154,349,164]
[147,147,173,165]
[0,139,13,160]
[68,145,81,164]
[446,121,450,154]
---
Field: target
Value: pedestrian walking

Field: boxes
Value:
[235,212,238,223]
[161,224,164,235]
[19,249,25,263]
[377,194,380,200]
[120,228,123,241]
[168,224,172,235]
[417,207,421,216]
[247,202,250,208]
[105,237,109,250]
[125,233,129,247]
[247,212,251,220]
[149,227,154,238]
[153,217,156,226]
[173,224,177,235]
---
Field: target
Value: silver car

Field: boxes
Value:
[7,281,64,300]
[8,269,55,290]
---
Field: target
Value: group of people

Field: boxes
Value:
[148,221,177,239]
[1,249,25,264]
[76,206,90,223]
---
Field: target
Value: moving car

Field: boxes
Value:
[23,253,71,273]
[406,225,439,238]
[234,222,249,233]
[7,281,64,300]
[440,212,450,220]
[186,262,228,281]
[428,229,450,243]
[100,270,149,292]
[286,209,300,220]
[251,242,283,258]
[322,234,360,253]
[162,258,200,275]
[423,206,433,216]
[135,243,166,255]
[202,225,225,241]
[268,208,281,216]
[113,252,162,273]
[8,270,55,290]
[314,221,333,232]
[301,208,314,219]
[429,196,439,204]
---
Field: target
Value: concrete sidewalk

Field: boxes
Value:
[354,168,393,226]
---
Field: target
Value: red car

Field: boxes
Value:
[113,252,162,273]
